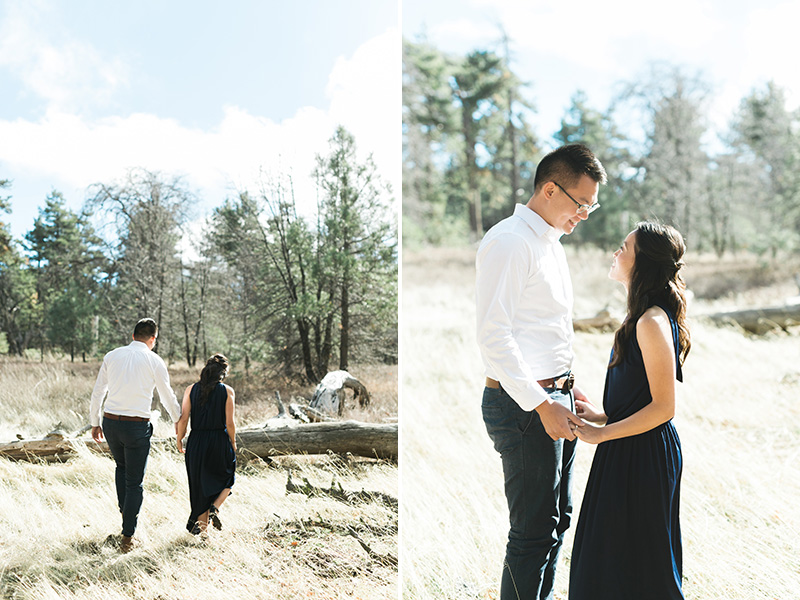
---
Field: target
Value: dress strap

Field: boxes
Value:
[655,303,682,382]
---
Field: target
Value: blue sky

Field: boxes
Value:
[1,0,400,242]
[403,0,800,154]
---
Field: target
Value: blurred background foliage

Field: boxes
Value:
[403,35,800,257]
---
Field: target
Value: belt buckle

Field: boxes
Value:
[561,372,575,393]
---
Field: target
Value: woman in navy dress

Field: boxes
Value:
[176,354,237,536]
[569,222,691,600]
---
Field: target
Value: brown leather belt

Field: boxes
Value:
[486,373,574,393]
[103,412,149,422]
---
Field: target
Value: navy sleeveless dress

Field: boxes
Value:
[570,305,684,599]
[185,382,236,533]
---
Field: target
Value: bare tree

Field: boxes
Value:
[618,62,710,244]
[87,168,194,352]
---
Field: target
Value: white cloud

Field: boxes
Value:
[0,0,128,113]
[480,0,722,76]
[0,27,399,228]
[327,27,401,197]
[424,17,499,53]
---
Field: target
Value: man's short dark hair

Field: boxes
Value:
[533,144,607,192]
[133,318,158,341]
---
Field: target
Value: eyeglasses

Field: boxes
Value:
[553,182,600,215]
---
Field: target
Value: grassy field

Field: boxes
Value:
[0,359,397,600]
[401,245,800,599]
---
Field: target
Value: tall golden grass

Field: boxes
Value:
[0,359,397,600]
[401,246,800,599]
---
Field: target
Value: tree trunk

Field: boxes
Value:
[0,421,397,462]
[321,311,334,375]
[180,263,193,366]
[242,310,250,377]
[339,280,349,370]
[508,87,519,213]
[188,262,207,367]
[462,102,482,239]
[297,318,318,382]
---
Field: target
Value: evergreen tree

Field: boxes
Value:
[555,91,633,248]
[0,181,37,355]
[479,34,541,230]
[315,126,397,369]
[209,193,273,374]
[451,49,507,239]
[729,81,800,255]
[25,192,104,360]
[402,38,464,245]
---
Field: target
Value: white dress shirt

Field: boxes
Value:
[476,204,574,411]
[90,340,181,426]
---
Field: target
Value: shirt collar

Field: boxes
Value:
[129,340,150,351]
[513,204,562,242]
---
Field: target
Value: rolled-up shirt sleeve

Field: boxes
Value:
[153,356,181,423]
[89,357,109,427]
[476,233,550,411]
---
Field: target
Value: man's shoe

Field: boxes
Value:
[120,535,135,553]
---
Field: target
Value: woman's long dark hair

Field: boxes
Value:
[197,354,229,406]
[609,222,691,368]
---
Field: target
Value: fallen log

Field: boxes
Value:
[0,420,398,463]
[239,421,397,461]
[0,437,103,462]
[573,309,621,333]
[309,370,371,417]
[705,304,800,334]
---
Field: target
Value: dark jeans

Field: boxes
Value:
[103,417,153,537]
[482,385,576,600]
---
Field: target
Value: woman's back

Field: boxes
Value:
[189,382,228,431]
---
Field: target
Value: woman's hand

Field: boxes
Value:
[177,438,184,453]
[574,421,607,445]
[575,399,607,424]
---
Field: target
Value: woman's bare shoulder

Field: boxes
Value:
[636,306,672,345]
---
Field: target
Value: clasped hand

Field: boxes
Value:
[573,398,607,444]
[536,399,582,441]
[536,395,607,443]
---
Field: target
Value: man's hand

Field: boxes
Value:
[91,426,104,443]
[535,399,582,441]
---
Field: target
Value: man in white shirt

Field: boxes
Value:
[476,144,607,600]
[90,318,181,552]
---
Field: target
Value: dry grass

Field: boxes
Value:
[0,360,397,600]
[0,359,397,442]
[401,245,800,599]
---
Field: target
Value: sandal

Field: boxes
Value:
[187,518,201,535]
[209,504,222,530]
